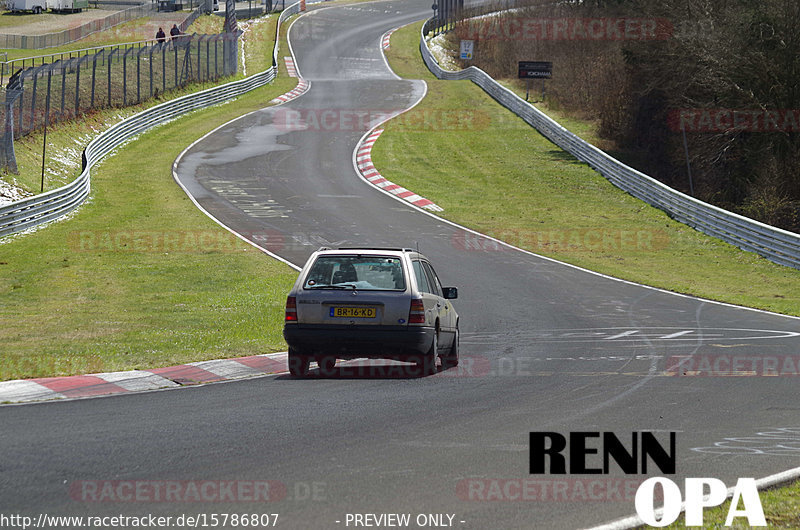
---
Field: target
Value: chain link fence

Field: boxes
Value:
[0,7,201,86]
[1,30,239,172]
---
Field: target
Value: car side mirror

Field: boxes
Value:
[442,287,458,300]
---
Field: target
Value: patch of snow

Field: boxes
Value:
[428,34,460,71]
[0,179,32,207]
[468,6,527,21]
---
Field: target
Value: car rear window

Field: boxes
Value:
[303,255,406,291]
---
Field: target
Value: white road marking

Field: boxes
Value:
[604,330,639,340]
[660,330,694,339]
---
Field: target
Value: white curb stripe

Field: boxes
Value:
[0,380,65,403]
[190,359,271,380]
[95,371,180,391]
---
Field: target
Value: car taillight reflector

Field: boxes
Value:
[408,298,425,324]
[285,296,297,322]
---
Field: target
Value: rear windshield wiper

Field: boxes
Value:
[306,284,357,290]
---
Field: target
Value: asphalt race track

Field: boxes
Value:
[4,1,800,529]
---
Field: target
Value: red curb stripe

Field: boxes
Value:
[31,376,129,398]
[397,190,415,198]
[384,184,402,191]
[234,356,287,373]
[412,198,433,206]
[148,365,224,385]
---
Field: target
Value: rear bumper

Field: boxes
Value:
[283,324,434,359]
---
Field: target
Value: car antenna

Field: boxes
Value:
[415,241,420,253]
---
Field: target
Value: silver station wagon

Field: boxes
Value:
[283,247,459,377]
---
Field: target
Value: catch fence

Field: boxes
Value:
[1,31,238,172]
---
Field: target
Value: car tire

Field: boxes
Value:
[441,326,459,369]
[416,331,438,376]
[34,5,42,13]
[317,356,336,375]
[288,349,310,377]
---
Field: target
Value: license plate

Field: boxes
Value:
[330,306,377,318]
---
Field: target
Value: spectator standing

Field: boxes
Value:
[156,27,166,43]
[170,24,181,40]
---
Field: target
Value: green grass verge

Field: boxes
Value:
[378,21,800,316]
[661,479,800,529]
[0,13,301,381]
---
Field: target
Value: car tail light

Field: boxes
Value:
[408,298,425,325]
[285,296,297,322]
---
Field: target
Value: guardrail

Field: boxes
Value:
[419,18,800,270]
[0,1,303,239]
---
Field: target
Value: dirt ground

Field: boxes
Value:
[0,8,120,35]
[0,8,189,41]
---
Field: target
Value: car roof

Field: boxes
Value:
[314,247,426,260]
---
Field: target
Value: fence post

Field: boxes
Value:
[149,45,154,98]
[17,77,23,140]
[174,41,179,88]
[41,67,52,192]
[1,72,22,174]
[90,50,100,108]
[107,49,114,107]
[161,43,166,94]
[123,49,129,106]
[60,60,66,117]
[75,58,81,116]
[30,68,39,137]
[136,48,142,103]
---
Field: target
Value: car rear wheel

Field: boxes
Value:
[288,349,310,377]
[416,331,438,376]
[441,326,459,369]
[317,356,336,375]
